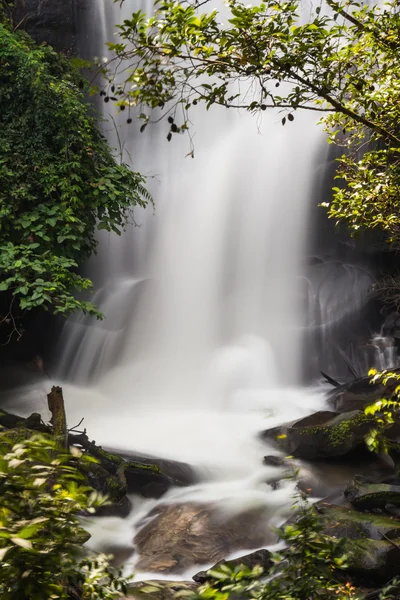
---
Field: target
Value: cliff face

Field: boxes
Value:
[14,0,90,53]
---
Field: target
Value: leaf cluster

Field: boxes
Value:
[364,368,400,454]
[0,23,150,336]
[104,0,400,246]
[0,434,131,599]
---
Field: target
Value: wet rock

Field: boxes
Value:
[124,462,171,499]
[78,460,128,517]
[327,371,400,413]
[317,502,400,541]
[95,495,132,519]
[109,448,197,488]
[193,549,273,583]
[75,444,174,499]
[382,312,400,340]
[261,410,375,460]
[345,477,400,510]
[263,455,288,468]
[134,502,274,573]
[13,0,89,54]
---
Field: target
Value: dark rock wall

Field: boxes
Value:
[13,0,90,54]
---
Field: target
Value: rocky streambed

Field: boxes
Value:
[3,375,400,597]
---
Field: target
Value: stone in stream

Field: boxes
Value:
[345,476,400,510]
[317,502,400,541]
[193,549,273,583]
[134,502,274,573]
[261,410,375,459]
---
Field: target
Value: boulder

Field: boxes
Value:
[124,462,171,499]
[134,502,274,573]
[261,410,375,460]
[193,549,273,583]
[317,502,400,541]
[327,371,400,413]
[343,538,400,583]
[108,448,197,487]
[73,442,175,500]
[345,477,400,510]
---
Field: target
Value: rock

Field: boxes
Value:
[382,312,400,340]
[317,502,400,541]
[13,0,89,54]
[343,538,400,583]
[124,462,171,499]
[108,448,197,487]
[95,495,132,519]
[261,410,375,460]
[134,502,274,573]
[123,581,197,600]
[0,409,47,431]
[327,371,400,413]
[345,477,400,510]
[193,549,273,583]
[73,443,174,500]
[78,459,129,517]
[263,455,288,468]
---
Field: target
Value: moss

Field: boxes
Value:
[327,413,372,448]
[297,412,373,448]
[126,461,162,474]
[78,461,127,501]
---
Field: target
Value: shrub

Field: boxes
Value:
[0,21,151,339]
[0,434,130,599]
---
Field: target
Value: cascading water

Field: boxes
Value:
[5,0,383,577]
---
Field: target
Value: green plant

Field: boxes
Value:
[364,368,400,454]
[193,492,359,600]
[0,22,151,339]
[104,0,400,250]
[0,434,131,599]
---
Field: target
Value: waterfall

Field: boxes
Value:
[1,0,374,575]
[56,0,327,403]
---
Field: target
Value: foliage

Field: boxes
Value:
[0,434,131,599]
[379,577,400,600]
[364,368,400,454]
[192,492,359,600]
[0,22,150,339]
[103,0,400,243]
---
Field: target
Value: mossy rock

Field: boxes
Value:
[318,502,400,541]
[261,410,375,460]
[343,538,400,583]
[0,409,46,431]
[123,462,171,498]
[78,460,127,502]
[85,447,171,498]
[85,447,125,476]
[345,476,400,510]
